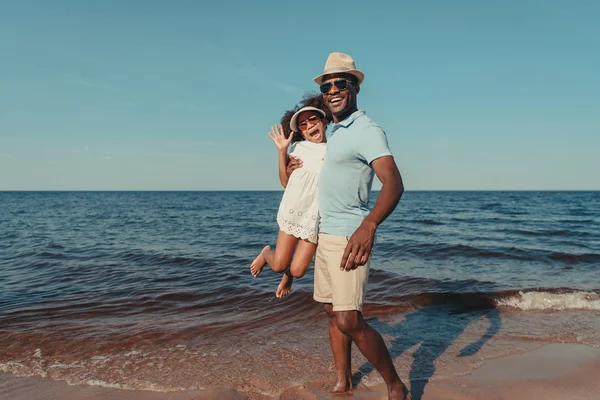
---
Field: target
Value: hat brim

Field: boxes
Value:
[290,107,327,133]
[313,68,364,85]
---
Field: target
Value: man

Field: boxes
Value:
[289,52,409,399]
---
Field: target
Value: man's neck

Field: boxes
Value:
[333,107,358,124]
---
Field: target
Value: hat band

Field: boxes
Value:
[323,66,354,73]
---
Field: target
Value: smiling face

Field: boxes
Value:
[296,110,326,143]
[320,73,360,123]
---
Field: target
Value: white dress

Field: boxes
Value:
[277,141,327,244]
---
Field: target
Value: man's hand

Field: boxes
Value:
[286,155,303,177]
[340,221,377,271]
[339,155,403,272]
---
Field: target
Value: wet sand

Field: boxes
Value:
[2,342,600,400]
[0,374,248,400]
[419,343,600,400]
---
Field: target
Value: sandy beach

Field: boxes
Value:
[2,342,600,400]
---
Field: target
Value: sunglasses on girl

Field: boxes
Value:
[298,115,320,131]
[319,78,355,94]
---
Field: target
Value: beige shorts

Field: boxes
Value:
[313,233,370,312]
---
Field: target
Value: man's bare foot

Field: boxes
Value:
[276,273,293,298]
[250,246,270,278]
[388,381,409,400]
[330,373,353,393]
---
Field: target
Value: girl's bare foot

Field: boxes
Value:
[276,273,293,298]
[250,246,270,278]
[330,372,353,393]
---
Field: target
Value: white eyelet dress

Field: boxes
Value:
[277,141,327,244]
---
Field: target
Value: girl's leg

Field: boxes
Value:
[289,239,317,278]
[250,230,299,278]
[276,239,317,298]
[276,269,294,299]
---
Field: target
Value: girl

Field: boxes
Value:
[250,94,330,298]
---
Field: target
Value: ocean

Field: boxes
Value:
[1,191,599,397]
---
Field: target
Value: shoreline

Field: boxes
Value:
[2,342,600,399]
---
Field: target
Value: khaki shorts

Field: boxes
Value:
[313,233,370,312]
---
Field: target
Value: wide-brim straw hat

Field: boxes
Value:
[290,107,327,132]
[313,52,364,85]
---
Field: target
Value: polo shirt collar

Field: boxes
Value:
[330,110,365,135]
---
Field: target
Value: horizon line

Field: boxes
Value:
[1,190,599,193]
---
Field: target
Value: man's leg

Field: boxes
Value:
[323,304,353,392]
[335,310,407,400]
[318,234,407,398]
[314,234,353,393]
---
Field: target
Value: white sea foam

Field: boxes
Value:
[49,361,81,369]
[497,290,600,311]
[0,350,192,393]
[0,361,25,373]
[69,378,188,392]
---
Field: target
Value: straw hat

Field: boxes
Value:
[313,52,364,85]
[290,107,327,132]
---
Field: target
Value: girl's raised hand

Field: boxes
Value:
[268,124,293,151]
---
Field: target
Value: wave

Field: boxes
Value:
[496,290,600,311]
[368,288,600,313]
[119,251,211,267]
[366,270,600,313]
[554,218,595,224]
[479,202,502,210]
[507,228,589,238]
[377,242,535,261]
[547,253,600,264]
[375,241,599,264]
[35,251,66,259]
[412,219,445,226]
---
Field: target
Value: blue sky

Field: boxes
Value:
[1,0,598,190]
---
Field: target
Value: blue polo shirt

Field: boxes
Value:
[318,110,393,237]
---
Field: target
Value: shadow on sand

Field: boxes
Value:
[353,293,501,400]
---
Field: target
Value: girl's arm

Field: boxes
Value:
[278,150,289,188]
[268,125,294,188]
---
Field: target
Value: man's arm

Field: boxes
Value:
[340,155,404,271]
[286,155,303,180]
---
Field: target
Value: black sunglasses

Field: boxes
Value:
[319,78,355,94]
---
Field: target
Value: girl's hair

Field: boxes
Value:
[280,93,333,143]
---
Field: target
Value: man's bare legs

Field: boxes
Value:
[324,304,353,393]
[334,310,408,400]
